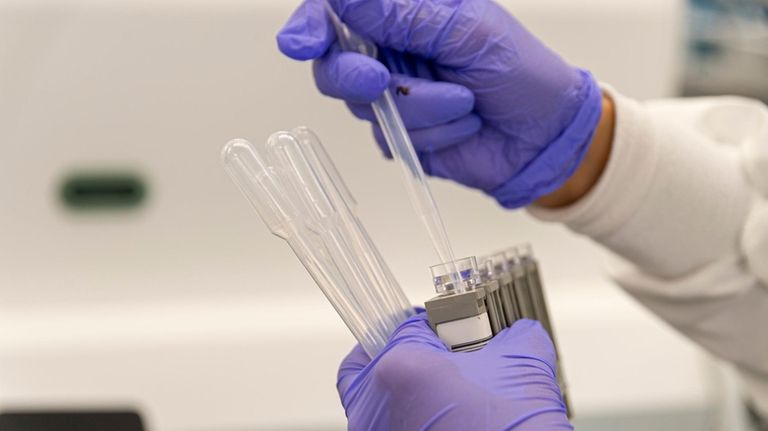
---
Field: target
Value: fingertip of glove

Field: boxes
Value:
[450,84,476,113]
[389,76,476,117]
[276,32,327,61]
[429,83,476,122]
[389,312,447,350]
[337,54,390,102]
[398,311,431,331]
[510,318,542,330]
[337,344,370,387]
[488,319,549,348]
[276,0,333,60]
[503,319,558,367]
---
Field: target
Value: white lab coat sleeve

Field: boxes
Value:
[529,87,768,417]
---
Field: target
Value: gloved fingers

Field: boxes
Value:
[277,0,335,61]
[346,75,475,129]
[380,47,416,76]
[386,312,448,352]
[369,324,456,396]
[337,311,439,397]
[280,0,472,64]
[380,48,437,80]
[421,129,541,192]
[371,115,482,158]
[313,47,391,103]
[337,343,371,396]
[337,313,445,404]
[326,0,477,65]
[487,319,558,375]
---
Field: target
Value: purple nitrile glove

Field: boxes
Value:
[337,312,572,430]
[277,0,603,208]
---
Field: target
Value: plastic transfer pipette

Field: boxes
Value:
[221,128,411,358]
[324,4,464,291]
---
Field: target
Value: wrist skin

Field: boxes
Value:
[535,94,616,209]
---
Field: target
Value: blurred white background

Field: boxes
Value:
[0,0,726,430]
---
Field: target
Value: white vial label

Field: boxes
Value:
[436,312,493,349]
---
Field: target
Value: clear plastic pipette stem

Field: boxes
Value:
[324,4,463,291]
[221,136,408,357]
[220,141,384,346]
[291,127,411,318]
[266,132,407,329]
[371,91,459,268]
[288,227,388,357]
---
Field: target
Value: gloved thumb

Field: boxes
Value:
[336,309,448,403]
[484,319,558,374]
[386,312,450,351]
[337,312,443,397]
[326,0,495,67]
[277,0,335,61]
[337,343,370,396]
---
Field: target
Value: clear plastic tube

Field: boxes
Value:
[431,256,480,294]
[490,252,512,276]
[478,257,496,282]
[291,127,412,317]
[221,129,410,358]
[324,3,462,290]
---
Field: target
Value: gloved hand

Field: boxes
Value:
[337,312,572,430]
[277,0,603,208]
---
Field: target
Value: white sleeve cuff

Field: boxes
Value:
[529,87,753,278]
[528,87,658,237]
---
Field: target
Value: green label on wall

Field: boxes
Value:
[60,173,147,210]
